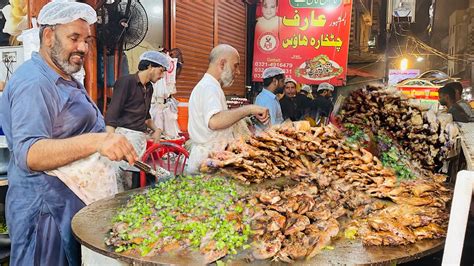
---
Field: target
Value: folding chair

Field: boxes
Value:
[139,142,189,187]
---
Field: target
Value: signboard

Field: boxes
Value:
[392,0,416,22]
[388,69,420,86]
[398,87,439,109]
[252,0,352,86]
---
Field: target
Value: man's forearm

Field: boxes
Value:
[208,105,253,130]
[106,125,116,133]
[145,119,158,132]
[27,132,107,171]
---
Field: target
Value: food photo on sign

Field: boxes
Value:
[252,0,352,86]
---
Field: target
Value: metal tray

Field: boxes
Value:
[72,185,445,266]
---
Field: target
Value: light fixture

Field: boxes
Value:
[400,58,408,71]
[416,56,424,62]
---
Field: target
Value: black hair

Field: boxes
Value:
[138,60,162,71]
[438,84,457,101]
[263,73,284,87]
[444,81,463,94]
[170,48,184,63]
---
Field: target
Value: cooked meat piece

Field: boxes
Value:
[362,231,409,246]
[257,189,281,205]
[284,214,310,235]
[413,223,446,240]
[252,233,284,260]
[367,217,416,243]
[389,195,433,206]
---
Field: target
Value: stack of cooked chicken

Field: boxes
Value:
[201,122,451,262]
[340,85,458,171]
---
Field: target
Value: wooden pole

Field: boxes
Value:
[103,47,108,114]
[84,0,100,104]
[84,24,98,103]
[27,0,50,27]
[170,0,176,48]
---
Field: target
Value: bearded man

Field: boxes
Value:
[0,2,137,265]
[279,78,312,121]
[187,44,269,173]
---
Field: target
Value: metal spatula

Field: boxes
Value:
[250,115,271,132]
[133,160,171,178]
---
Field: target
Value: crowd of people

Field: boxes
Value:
[253,67,336,126]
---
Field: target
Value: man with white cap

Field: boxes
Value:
[105,50,168,189]
[300,84,312,97]
[188,44,269,173]
[279,78,312,121]
[311,82,335,118]
[0,2,138,265]
[255,66,285,125]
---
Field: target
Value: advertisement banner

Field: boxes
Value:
[252,0,352,86]
[388,69,420,86]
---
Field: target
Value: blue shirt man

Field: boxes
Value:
[255,88,284,125]
[255,67,285,125]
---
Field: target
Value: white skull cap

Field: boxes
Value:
[317,82,335,92]
[301,85,312,92]
[262,67,285,79]
[37,1,97,26]
[284,77,297,85]
[139,51,170,70]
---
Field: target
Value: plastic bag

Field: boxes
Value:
[46,153,119,205]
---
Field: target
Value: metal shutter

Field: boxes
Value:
[217,0,247,97]
[172,0,247,98]
[173,0,215,99]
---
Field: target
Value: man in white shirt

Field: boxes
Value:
[255,67,285,125]
[187,44,269,173]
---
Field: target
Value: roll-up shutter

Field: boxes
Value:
[173,0,215,99]
[217,0,247,97]
[173,0,247,99]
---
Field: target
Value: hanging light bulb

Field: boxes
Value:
[400,58,408,70]
[416,56,424,62]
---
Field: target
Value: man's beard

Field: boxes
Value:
[221,63,235,88]
[50,36,84,75]
[274,85,284,94]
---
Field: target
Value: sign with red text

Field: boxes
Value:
[252,0,352,86]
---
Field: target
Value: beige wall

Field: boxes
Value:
[448,10,468,76]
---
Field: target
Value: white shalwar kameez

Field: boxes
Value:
[187,73,234,173]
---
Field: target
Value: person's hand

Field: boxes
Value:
[251,105,270,124]
[97,133,138,165]
[151,129,162,143]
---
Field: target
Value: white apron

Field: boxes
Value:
[46,153,119,205]
[45,127,147,204]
